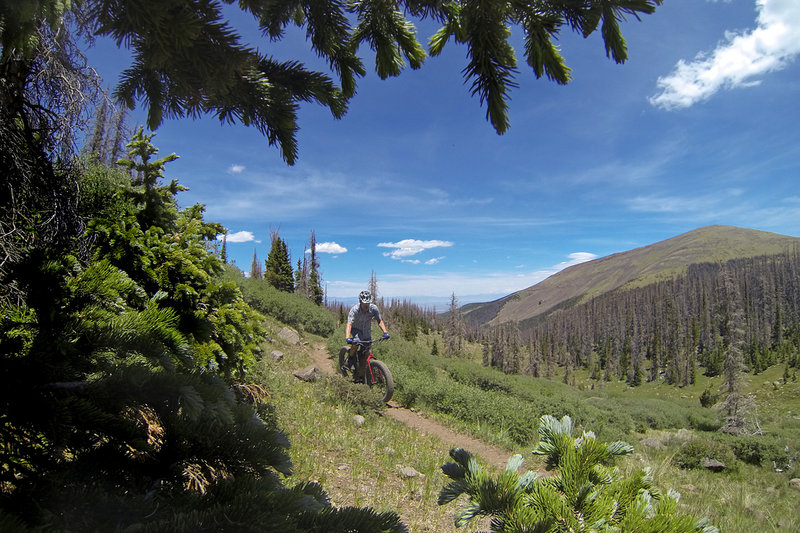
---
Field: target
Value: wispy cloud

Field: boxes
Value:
[204,169,352,221]
[222,230,255,243]
[228,164,245,174]
[423,187,494,207]
[378,239,454,260]
[650,0,800,109]
[624,190,800,231]
[626,194,715,214]
[737,199,800,228]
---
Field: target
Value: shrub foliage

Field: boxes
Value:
[0,132,403,531]
[439,415,718,532]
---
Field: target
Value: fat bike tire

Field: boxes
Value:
[365,359,394,403]
[338,347,350,377]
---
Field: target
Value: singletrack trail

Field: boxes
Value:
[309,342,513,469]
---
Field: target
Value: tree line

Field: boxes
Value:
[481,251,800,388]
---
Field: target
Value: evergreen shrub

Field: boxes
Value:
[673,438,738,472]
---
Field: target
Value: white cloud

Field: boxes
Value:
[310,242,348,254]
[378,239,454,260]
[222,230,255,243]
[228,164,245,174]
[425,257,444,265]
[566,252,597,263]
[650,0,800,109]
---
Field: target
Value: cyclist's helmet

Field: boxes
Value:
[358,290,372,304]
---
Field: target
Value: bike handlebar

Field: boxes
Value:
[346,336,389,346]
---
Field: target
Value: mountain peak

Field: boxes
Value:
[465,225,800,327]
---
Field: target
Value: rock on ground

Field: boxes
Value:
[278,327,301,345]
[294,366,322,382]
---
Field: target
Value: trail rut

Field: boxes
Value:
[309,342,513,469]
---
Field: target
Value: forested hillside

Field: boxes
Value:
[483,251,800,387]
[464,226,800,328]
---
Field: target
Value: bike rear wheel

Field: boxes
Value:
[364,359,393,403]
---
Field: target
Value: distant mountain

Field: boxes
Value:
[463,225,800,328]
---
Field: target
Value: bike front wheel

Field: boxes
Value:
[364,359,394,403]
[338,347,351,377]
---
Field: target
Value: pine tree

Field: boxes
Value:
[481,339,490,366]
[369,270,379,304]
[295,258,307,296]
[117,127,186,231]
[86,96,132,165]
[630,355,644,387]
[443,293,464,357]
[250,248,263,279]
[722,267,746,395]
[88,97,108,160]
[402,320,418,341]
[490,326,505,369]
[620,329,632,381]
[108,106,129,163]
[506,322,522,374]
[721,266,748,433]
[220,231,228,264]
[265,231,294,292]
[307,231,323,305]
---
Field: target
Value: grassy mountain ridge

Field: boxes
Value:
[464,225,800,327]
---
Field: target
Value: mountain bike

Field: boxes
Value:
[338,338,394,403]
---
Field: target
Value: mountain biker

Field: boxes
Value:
[344,290,389,374]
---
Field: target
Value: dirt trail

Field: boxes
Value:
[309,342,513,469]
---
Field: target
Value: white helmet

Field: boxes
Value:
[358,290,372,304]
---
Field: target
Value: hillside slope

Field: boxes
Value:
[464,225,800,327]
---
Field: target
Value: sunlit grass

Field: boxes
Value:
[252,333,488,532]
[255,329,800,532]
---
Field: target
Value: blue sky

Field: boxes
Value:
[85,0,800,308]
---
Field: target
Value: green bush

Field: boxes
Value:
[674,434,790,471]
[687,411,722,432]
[721,434,791,467]
[674,438,738,472]
[320,375,388,416]
[229,272,336,336]
[700,387,718,407]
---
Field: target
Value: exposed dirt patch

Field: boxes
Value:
[309,342,513,469]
